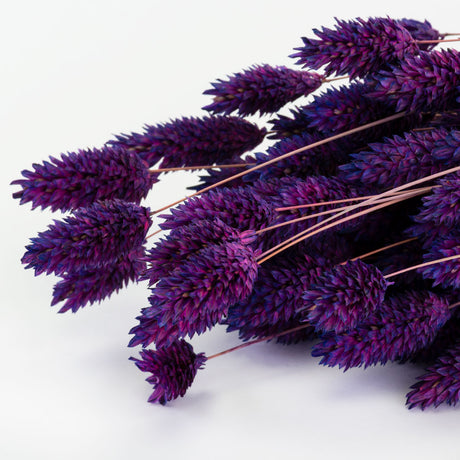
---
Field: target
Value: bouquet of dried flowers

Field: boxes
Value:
[12,16,460,409]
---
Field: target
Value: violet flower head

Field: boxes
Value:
[428,110,460,129]
[11,145,156,212]
[225,253,322,343]
[268,83,424,146]
[142,218,255,286]
[300,260,389,334]
[406,341,460,410]
[190,155,250,191]
[246,132,350,182]
[130,241,259,348]
[367,48,460,112]
[312,291,451,370]
[202,64,323,116]
[413,172,460,229]
[159,185,276,233]
[301,82,397,133]
[22,199,151,276]
[108,115,266,168]
[130,340,207,405]
[419,231,460,289]
[339,128,460,189]
[290,17,419,79]
[51,245,146,313]
[398,18,440,51]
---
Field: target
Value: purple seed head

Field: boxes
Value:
[52,245,146,313]
[130,241,259,348]
[398,18,440,51]
[301,260,389,334]
[22,199,151,276]
[413,171,460,228]
[159,185,276,234]
[203,64,323,116]
[226,253,322,342]
[312,290,451,370]
[419,231,460,288]
[130,340,207,405]
[11,145,156,212]
[290,16,419,79]
[339,128,460,189]
[406,341,460,410]
[107,115,266,168]
[367,48,460,112]
[247,132,350,182]
[142,218,254,286]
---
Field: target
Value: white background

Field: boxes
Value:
[2,1,460,459]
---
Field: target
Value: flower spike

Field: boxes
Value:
[130,340,207,405]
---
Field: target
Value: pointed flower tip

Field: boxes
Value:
[202,64,323,116]
[301,260,388,333]
[22,199,151,277]
[130,340,207,405]
[11,146,155,212]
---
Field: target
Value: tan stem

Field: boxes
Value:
[384,254,460,279]
[274,187,432,212]
[345,237,418,264]
[149,163,254,173]
[323,75,349,83]
[256,193,418,236]
[416,37,460,44]
[257,192,421,265]
[260,165,460,264]
[206,324,311,360]
[150,112,407,215]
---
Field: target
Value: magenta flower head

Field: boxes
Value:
[129,241,259,348]
[398,18,440,51]
[419,231,460,289]
[249,132,350,182]
[406,341,460,410]
[159,185,276,234]
[313,291,451,371]
[413,171,460,229]
[367,48,460,112]
[202,64,323,116]
[142,218,255,286]
[300,260,389,334]
[226,253,323,343]
[51,245,146,313]
[22,199,152,276]
[339,128,460,189]
[130,340,207,405]
[107,115,267,168]
[290,17,419,79]
[11,145,156,212]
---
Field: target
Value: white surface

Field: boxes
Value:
[2,1,460,459]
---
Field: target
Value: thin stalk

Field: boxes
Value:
[416,37,460,44]
[146,228,162,239]
[257,192,422,264]
[345,237,418,264]
[449,301,460,310]
[323,75,349,83]
[206,324,310,360]
[150,112,407,215]
[149,163,254,173]
[255,193,417,236]
[274,187,432,212]
[384,254,460,279]
[259,165,460,264]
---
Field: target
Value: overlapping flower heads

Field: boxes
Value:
[12,15,460,409]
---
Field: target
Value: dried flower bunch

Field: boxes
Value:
[12,16,460,409]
